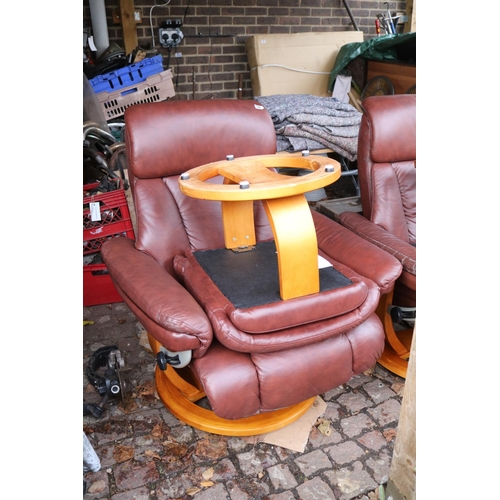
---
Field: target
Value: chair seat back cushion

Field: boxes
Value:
[371,160,416,244]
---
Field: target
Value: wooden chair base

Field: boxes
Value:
[376,291,414,379]
[154,366,316,436]
[147,332,316,435]
[378,341,410,379]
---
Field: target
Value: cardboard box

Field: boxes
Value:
[246,32,364,97]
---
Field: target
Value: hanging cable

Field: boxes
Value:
[149,0,171,48]
[182,0,191,25]
[250,64,331,75]
[207,0,213,95]
[175,51,180,89]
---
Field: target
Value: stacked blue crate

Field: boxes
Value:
[89,55,164,94]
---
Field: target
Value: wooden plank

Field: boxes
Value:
[367,61,416,95]
[348,88,363,113]
[404,0,416,33]
[386,328,416,500]
[120,0,138,54]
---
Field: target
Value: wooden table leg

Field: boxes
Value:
[221,200,256,249]
[264,194,319,300]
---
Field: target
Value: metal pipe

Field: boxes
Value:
[83,432,101,473]
[341,0,359,31]
[341,169,358,177]
[89,0,110,58]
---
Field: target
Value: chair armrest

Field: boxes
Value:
[312,211,403,295]
[338,211,416,275]
[101,237,213,339]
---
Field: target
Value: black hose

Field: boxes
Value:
[83,146,121,181]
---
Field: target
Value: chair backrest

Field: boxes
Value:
[358,95,416,244]
[123,99,277,274]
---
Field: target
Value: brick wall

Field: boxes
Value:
[83,0,408,101]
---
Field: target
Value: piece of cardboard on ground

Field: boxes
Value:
[242,396,327,453]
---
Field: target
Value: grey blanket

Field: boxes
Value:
[255,94,362,161]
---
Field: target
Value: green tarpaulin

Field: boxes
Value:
[328,32,416,92]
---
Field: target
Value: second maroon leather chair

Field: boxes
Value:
[338,94,416,378]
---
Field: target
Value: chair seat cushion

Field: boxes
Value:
[193,240,352,309]
[174,242,371,335]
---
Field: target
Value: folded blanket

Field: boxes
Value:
[255,94,362,161]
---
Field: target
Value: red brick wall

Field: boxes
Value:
[83,0,408,101]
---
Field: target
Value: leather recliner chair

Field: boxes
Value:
[101,99,403,435]
[338,94,416,378]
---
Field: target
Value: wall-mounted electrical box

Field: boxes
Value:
[159,19,184,48]
[163,19,183,29]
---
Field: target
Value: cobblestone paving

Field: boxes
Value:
[83,303,405,500]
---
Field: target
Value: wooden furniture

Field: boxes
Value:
[366,60,416,95]
[178,154,340,300]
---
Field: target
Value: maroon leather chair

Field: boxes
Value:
[339,94,416,378]
[101,99,402,435]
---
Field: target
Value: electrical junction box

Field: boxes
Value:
[159,19,184,48]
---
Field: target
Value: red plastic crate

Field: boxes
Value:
[83,263,123,307]
[83,182,135,306]
[83,184,135,255]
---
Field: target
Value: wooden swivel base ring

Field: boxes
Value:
[376,291,413,379]
[377,341,411,379]
[154,367,316,436]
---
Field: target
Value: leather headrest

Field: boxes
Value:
[124,99,277,179]
[361,94,416,163]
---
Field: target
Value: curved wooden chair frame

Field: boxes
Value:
[148,334,315,436]
[375,290,413,378]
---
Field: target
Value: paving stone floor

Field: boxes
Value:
[83,302,405,500]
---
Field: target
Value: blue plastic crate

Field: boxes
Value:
[90,55,164,94]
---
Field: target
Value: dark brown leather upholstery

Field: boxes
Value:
[339,94,416,306]
[101,99,403,420]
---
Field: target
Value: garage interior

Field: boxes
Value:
[82,2,419,499]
